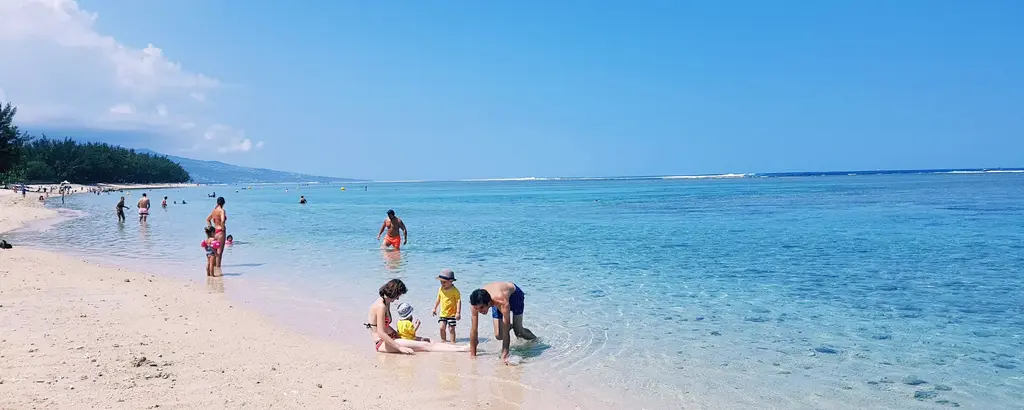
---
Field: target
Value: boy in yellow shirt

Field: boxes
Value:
[432,268,462,343]
[395,302,430,342]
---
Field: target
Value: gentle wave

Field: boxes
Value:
[416,169,1024,183]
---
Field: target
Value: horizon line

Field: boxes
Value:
[366,167,1024,184]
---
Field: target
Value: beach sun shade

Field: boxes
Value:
[61,180,70,185]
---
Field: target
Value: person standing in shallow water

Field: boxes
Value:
[205,197,227,267]
[376,209,407,250]
[137,193,151,222]
[115,196,129,222]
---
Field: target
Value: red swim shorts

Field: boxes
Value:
[385,235,401,250]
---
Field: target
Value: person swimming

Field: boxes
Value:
[299,195,307,204]
[225,235,234,245]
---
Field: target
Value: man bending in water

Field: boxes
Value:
[376,209,407,250]
[469,282,538,362]
[137,193,151,222]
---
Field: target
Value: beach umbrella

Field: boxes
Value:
[61,180,70,185]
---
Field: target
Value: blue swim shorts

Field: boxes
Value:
[491,284,525,319]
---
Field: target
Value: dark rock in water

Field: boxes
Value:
[914,390,938,400]
[993,361,1016,369]
[935,399,960,407]
[902,376,927,386]
[878,377,895,384]
[866,380,879,385]
[588,289,607,298]
[814,346,839,354]
[871,334,892,340]
[934,384,952,391]
[695,316,704,321]
[744,316,768,323]
[710,331,721,336]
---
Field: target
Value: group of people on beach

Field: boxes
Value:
[114,193,161,223]
[368,209,537,363]
[110,192,228,276]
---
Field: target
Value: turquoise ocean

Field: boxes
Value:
[12,172,1024,409]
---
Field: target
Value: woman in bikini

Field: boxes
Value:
[367,279,468,354]
[205,197,227,267]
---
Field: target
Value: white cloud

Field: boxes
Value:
[203,124,256,153]
[109,103,134,115]
[0,0,249,153]
[218,138,253,153]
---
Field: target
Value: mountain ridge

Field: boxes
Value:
[136,149,361,184]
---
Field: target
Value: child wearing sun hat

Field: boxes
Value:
[431,268,462,343]
[396,302,430,342]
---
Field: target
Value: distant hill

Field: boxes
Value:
[137,149,361,184]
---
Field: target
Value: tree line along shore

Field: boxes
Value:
[1,102,191,185]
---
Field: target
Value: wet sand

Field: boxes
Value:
[0,190,584,409]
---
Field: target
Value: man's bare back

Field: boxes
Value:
[481,282,515,309]
[137,198,150,209]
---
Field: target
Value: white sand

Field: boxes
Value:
[0,190,580,409]
[0,189,58,234]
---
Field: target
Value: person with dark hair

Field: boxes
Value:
[469,282,537,362]
[365,279,467,354]
[162,196,168,208]
[205,196,227,267]
[376,209,407,250]
[200,226,221,277]
[115,196,130,222]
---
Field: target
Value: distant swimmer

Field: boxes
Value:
[162,196,168,207]
[299,195,307,204]
[469,282,538,363]
[137,193,151,222]
[115,196,130,222]
[376,209,407,250]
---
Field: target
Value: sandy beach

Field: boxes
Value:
[0,192,574,410]
[0,189,58,234]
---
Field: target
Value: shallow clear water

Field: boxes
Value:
[13,174,1024,409]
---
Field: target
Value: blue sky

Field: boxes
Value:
[2,1,1022,180]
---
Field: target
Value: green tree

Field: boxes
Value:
[3,101,191,184]
[0,102,30,177]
